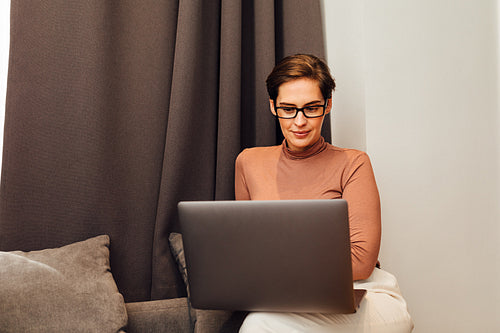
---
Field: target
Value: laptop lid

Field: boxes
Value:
[178,199,364,313]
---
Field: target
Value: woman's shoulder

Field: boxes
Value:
[324,143,372,165]
[236,145,281,165]
[237,145,281,158]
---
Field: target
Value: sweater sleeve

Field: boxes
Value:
[342,152,381,280]
[234,151,251,200]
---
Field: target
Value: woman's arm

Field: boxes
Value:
[342,153,381,280]
[234,152,251,200]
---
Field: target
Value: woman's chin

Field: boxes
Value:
[286,138,311,152]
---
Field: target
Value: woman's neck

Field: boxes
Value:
[282,136,327,160]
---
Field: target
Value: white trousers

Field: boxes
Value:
[239,268,414,333]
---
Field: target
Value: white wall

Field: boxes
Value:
[323,0,500,332]
[321,0,367,151]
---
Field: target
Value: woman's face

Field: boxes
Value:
[270,78,331,152]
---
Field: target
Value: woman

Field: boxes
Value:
[235,54,414,332]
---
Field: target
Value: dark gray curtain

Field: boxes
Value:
[0,0,329,302]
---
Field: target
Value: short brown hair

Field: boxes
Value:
[266,54,335,101]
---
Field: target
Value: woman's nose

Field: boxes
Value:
[294,111,307,126]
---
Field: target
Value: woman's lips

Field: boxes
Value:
[292,131,310,138]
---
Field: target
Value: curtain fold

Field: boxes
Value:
[1,0,328,302]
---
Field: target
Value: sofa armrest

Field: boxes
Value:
[126,298,192,333]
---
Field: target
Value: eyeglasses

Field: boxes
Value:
[274,100,328,119]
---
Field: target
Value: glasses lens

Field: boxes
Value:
[276,107,297,118]
[303,106,324,117]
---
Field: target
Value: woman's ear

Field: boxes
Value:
[325,98,333,115]
[269,99,277,116]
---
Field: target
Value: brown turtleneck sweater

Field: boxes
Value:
[234,137,381,281]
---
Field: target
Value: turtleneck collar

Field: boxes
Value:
[281,136,328,160]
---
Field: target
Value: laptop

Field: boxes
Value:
[178,199,366,313]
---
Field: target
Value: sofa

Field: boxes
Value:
[0,234,245,332]
[126,298,246,333]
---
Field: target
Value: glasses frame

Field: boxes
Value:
[273,99,328,119]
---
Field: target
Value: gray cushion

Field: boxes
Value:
[168,232,189,295]
[0,235,127,333]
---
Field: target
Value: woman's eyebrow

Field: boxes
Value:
[278,100,323,106]
[304,100,323,106]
